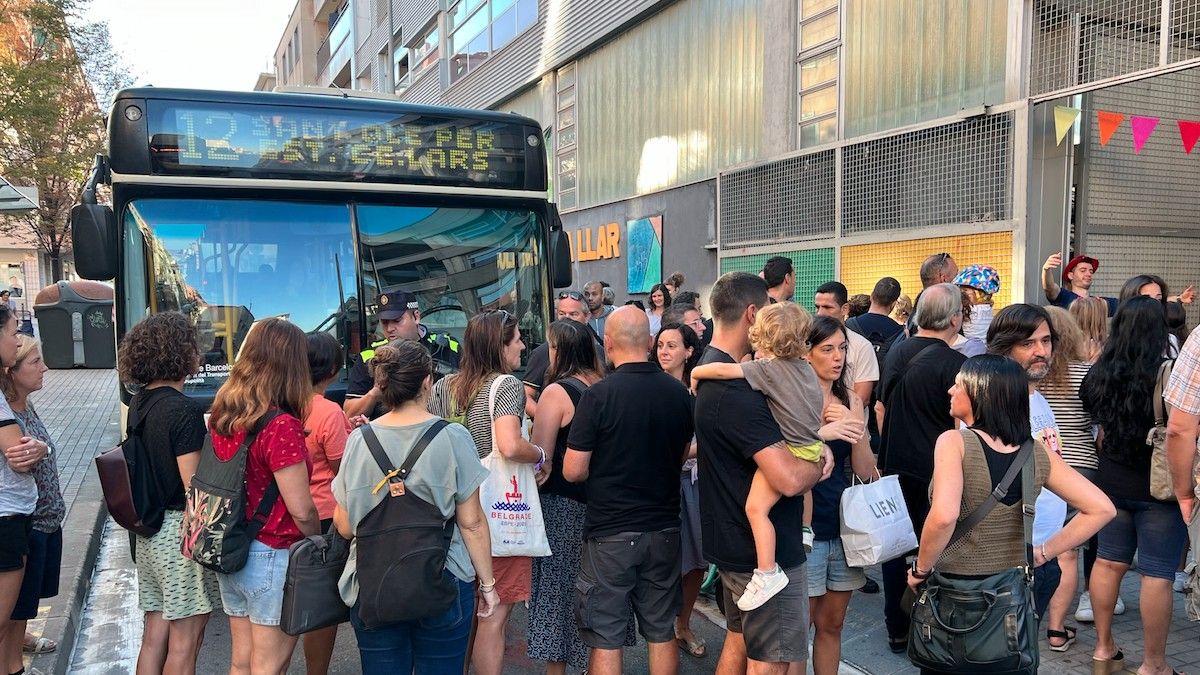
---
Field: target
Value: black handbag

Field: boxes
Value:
[280,531,351,636]
[907,439,1039,674]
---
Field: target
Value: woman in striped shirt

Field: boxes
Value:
[1038,306,1107,651]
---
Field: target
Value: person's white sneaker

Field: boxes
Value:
[1176,571,1188,593]
[1114,594,1126,615]
[802,527,814,553]
[1074,591,1093,623]
[737,565,789,611]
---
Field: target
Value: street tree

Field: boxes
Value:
[0,0,131,281]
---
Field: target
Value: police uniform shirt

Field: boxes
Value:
[345,326,461,404]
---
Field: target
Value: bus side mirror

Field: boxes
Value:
[70,204,118,280]
[548,205,572,289]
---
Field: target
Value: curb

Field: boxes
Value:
[29,466,108,675]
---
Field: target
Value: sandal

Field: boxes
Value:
[22,636,56,654]
[1092,648,1136,675]
[675,629,706,658]
[1047,625,1076,652]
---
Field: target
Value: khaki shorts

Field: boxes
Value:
[135,509,221,620]
[721,564,811,663]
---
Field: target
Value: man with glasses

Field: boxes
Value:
[343,290,461,420]
[583,280,616,340]
[522,291,605,408]
[662,302,707,342]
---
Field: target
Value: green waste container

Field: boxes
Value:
[33,281,116,369]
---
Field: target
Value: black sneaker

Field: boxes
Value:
[860,576,880,594]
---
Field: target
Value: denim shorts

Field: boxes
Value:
[1096,496,1187,581]
[807,538,865,597]
[217,540,289,626]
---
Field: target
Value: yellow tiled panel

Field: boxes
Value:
[840,231,1014,310]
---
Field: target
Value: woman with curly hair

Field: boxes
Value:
[1081,296,1186,675]
[118,312,219,675]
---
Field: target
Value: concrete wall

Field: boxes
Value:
[560,180,717,303]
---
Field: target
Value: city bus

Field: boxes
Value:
[70,87,570,404]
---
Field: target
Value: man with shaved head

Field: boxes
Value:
[564,306,695,675]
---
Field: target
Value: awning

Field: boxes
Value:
[0,176,36,213]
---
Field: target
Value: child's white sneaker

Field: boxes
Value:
[737,564,788,611]
[802,526,814,553]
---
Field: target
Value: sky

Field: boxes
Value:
[81,0,298,91]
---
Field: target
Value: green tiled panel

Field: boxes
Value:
[719,248,835,312]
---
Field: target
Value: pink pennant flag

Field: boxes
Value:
[1179,120,1200,154]
[1130,116,1160,154]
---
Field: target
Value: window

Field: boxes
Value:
[393,43,411,93]
[409,23,440,80]
[555,62,577,210]
[798,0,840,149]
[448,0,537,83]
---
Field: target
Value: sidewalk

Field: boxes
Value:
[838,563,1200,674]
[21,369,120,675]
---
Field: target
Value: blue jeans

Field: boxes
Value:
[351,573,474,674]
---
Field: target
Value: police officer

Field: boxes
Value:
[343,290,460,420]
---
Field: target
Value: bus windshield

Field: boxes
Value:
[123,197,548,395]
[357,203,548,368]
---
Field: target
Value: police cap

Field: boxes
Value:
[377,290,420,320]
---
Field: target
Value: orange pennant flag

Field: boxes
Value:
[1097,111,1126,146]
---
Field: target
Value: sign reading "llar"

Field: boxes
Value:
[567,223,621,262]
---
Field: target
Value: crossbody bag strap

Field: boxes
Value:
[939,437,1035,562]
[127,388,173,436]
[245,410,286,530]
[1020,443,1036,568]
[1153,359,1174,426]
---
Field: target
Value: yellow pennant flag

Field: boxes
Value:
[1054,106,1081,145]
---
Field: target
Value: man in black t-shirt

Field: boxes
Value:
[521,291,603,408]
[564,306,694,673]
[876,282,966,651]
[694,272,841,672]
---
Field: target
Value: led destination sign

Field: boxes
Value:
[144,101,539,190]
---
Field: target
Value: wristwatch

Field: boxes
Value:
[910,560,932,579]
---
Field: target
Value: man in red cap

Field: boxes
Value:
[1042,252,1118,316]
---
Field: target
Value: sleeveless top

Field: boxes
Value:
[936,429,1051,576]
[541,377,588,503]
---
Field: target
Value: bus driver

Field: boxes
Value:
[342,290,460,420]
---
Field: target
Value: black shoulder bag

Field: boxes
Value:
[907,437,1039,674]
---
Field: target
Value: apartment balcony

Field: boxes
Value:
[313,0,338,25]
[316,3,353,87]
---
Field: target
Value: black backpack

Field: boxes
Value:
[356,420,457,629]
[180,410,284,574]
[846,315,905,382]
[95,389,173,537]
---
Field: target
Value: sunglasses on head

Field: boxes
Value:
[557,291,584,301]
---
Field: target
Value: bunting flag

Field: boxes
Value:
[1130,116,1160,153]
[1097,111,1126,146]
[1054,106,1081,146]
[1179,120,1200,154]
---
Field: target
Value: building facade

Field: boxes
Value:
[270,0,1200,316]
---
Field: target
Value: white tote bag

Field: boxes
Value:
[477,374,552,557]
[839,473,918,568]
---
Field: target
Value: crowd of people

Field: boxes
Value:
[7,248,1200,675]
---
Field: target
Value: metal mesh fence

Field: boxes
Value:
[718,150,836,247]
[841,114,1012,235]
[1030,0,1194,95]
[1086,231,1200,327]
[1171,0,1200,62]
[718,248,835,311]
